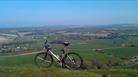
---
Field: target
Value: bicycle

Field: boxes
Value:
[34,40,83,69]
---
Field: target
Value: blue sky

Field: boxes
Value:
[0,0,138,27]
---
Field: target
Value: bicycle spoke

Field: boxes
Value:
[37,56,51,63]
[34,52,53,68]
[63,52,83,69]
[37,56,45,60]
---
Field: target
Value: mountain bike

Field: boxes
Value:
[34,40,83,69]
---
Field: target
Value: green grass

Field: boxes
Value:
[0,36,138,77]
[124,64,138,69]
[70,49,122,63]
[0,54,35,67]
[71,39,119,49]
[91,69,138,77]
[104,47,138,58]
[126,36,138,45]
[0,68,137,77]
[0,68,101,77]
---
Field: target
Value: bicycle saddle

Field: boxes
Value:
[63,42,70,46]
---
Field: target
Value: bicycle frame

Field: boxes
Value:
[46,47,62,63]
[46,47,77,67]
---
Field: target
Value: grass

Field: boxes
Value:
[71,49,122,63]
[104,47,138,58]
[71,39,119,49]
[0,54,35,67]
[91,69,138,77]
[124,64,138,69]
[0,36,138,77]
[0,68,101,77]
[0,68,138,77]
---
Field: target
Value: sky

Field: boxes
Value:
[0,0,138,27]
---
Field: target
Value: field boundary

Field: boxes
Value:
[0,47,124,57]
[0,51,41,57]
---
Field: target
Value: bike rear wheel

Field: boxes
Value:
[34,52,53,68]
[63,52,83,69]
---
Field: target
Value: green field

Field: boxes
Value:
[0,37,137,68]
[0,54,137,77]
[105,47,138,58]
[0,54,35,67]
[0,68,138,77]
[0,33,138,77]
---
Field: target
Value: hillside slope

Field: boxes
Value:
[0,68,138,77]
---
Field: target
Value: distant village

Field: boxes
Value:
[1,26,138,53]
[56,30,118,40]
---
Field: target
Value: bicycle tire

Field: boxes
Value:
[34,52,53,68]
[63,52,83,69]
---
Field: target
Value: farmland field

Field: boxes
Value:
[0,26,138,77]
[0,37,137,68]
[104,47,138,58]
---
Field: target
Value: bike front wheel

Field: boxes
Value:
[34,52,53,68]
[63,52,83,69]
